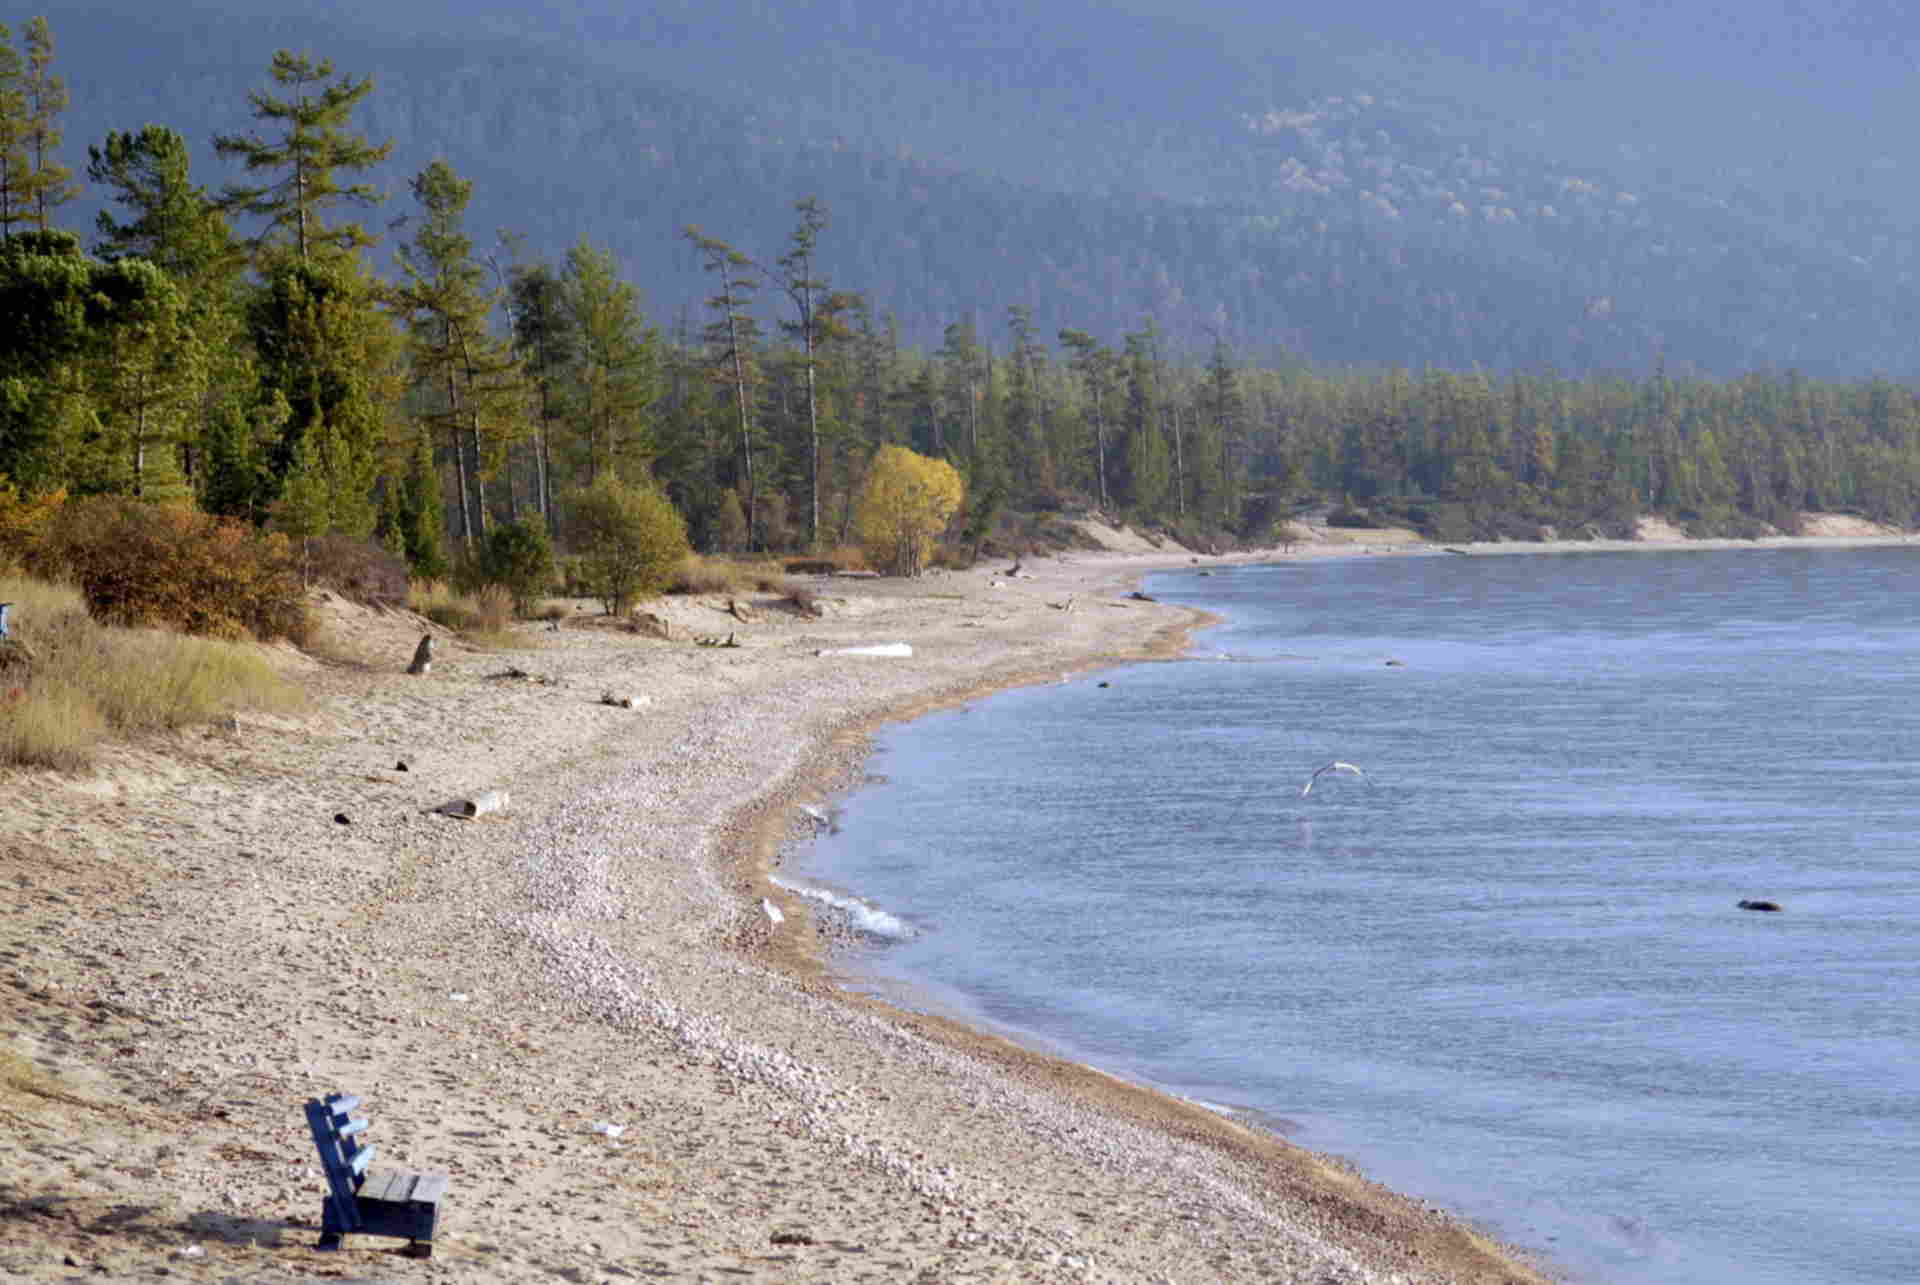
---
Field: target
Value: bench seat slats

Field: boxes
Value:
[361,1170,451,1204]
[408,1173,451,1205]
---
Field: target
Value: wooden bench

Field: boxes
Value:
[304,1092,449,1257]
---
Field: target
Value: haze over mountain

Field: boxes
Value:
[45,0,1920,374]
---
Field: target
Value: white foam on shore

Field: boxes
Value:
[770,875,917,942]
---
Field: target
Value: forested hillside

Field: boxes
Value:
[9,6,1920,597]
[41,0,1920,375]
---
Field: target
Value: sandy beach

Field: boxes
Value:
[10,514,1899,1282]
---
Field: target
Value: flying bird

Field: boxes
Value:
[1301,760,1369,796]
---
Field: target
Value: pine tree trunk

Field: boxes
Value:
[470,422,489,538]
[725,301,755,550]
[446,367,474,554]
[806,335,820,551]
[451,434,474,555]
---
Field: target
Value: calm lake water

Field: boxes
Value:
[785,547,1920,1284]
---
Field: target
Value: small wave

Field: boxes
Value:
[769,876,917,943]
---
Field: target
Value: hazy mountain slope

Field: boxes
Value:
[47,0,1920,374]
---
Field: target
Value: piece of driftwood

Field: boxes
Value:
[486,666,560,685]
[435,790,508,819]
[726,597,760,623]
[696,632,741,648]
[815,642,913,658]
[600,691,650,710]
[406,634,434,675]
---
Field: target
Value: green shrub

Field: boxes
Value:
[710,488,748,553]
[566,475,690,613]
[458,517,556,617]
[29,497,310,643]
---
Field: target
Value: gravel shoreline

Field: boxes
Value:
[1,539,1551,1283]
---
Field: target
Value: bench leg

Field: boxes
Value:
[403,1240,433,1259]
[316,1200,350,1252]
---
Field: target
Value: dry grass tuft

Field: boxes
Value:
[0,574,306,770]
[412,582,514,634]
[783,546,867,575]
[669,554,752,595]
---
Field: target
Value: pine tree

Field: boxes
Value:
[509,261,577,523]
[1120,321,1172,513]
[89,124,249,502]
[775,196,839,550]
[379,429,447,580]
[0,23,26,240]
[1195,337,1244,528]
[214,50,392,261]
[394,160,523,554]
[0,229,94,487]
[88,125,236,280]
[1003,305,1054,499]
[1059,328,1115,511]
[19,17,76,232]
[245,253,395,536]
[83,258,204,500]
[936,319,988,467]
[685,226,765,547]
[562,240,658,487]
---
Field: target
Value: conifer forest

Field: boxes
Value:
[9,16,1920,577]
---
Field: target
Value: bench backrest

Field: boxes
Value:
[305,1093,379,1232]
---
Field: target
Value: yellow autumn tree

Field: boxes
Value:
[855,446,964,576]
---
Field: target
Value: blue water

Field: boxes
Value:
[786,547,1920,1284]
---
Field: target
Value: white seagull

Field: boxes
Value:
[1300,760,1369,796]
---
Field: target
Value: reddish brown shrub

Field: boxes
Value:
[30,498,310,643]
[0,478,65,571]
[306,534,410,607]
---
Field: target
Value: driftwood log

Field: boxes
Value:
[436,790,508,819]
[599,692,650,710]
[406,633,434,675]
[814,642,913,658]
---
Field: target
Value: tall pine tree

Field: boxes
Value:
[214,50,392,261]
